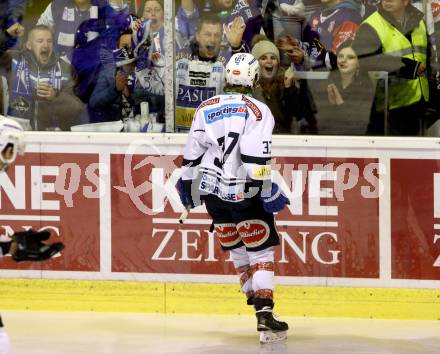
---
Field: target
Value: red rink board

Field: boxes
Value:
[111,155,380,278]
[0,153,100,271]
[391,159,440,280]
[3,148,439,284]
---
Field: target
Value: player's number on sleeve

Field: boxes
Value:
[214,132,240,169]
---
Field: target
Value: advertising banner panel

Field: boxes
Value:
[0,134,438,289]
[391,159,440,280]
[0,153,100,271]
[111,154,380,278]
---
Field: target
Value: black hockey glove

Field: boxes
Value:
[10,229,64,262]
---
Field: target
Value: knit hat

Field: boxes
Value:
[251,40,280,62]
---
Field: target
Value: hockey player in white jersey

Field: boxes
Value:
[0,116,65,354]
[178,53,289,343]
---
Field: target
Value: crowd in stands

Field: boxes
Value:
[0,0,438,136]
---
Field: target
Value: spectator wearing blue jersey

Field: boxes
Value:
[0,0,26,114]
[38,0,132,61]
[87,29,137,123]
[37,0,99,62]
[176,0,262,50]
[174,13,246,130]
[0,0,26,58]
[7,25,84,130]
[303,0,362,69]
[130,0,165,120]
[70,0,132,104]
[141,0,164,54]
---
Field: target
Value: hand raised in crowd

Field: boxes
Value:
[327,83,344,105]
[36,82,57,101]
[288,46,304,65]
[151,51,163,64]
[6,22,25,37]
[284,67,296,88]
[132,17,144,32]
[115,71,129,92]
[224,16,246,49]
[276,34,304,65]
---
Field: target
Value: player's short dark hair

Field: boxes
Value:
[196,13,221,33]
[28,24,53,40]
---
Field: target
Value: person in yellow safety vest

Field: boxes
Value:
[352,0,429,136]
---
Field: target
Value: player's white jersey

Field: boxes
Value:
[181,93,274,202]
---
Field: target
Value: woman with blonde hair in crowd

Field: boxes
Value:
[251,35,297,133]
[252,34,318,134]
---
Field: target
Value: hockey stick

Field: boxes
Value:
[179,209,189,224]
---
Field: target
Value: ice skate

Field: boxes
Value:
[255,299,288,344]
[257,310,288,344]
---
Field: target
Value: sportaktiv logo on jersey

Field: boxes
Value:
[204,104,247,124]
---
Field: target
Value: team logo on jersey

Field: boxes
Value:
[10,96,30,117]
[197,97,220,112]
[214,223,241,248]
[203,104,247,124]
[242,96,262,121]
[237,220,270,248]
